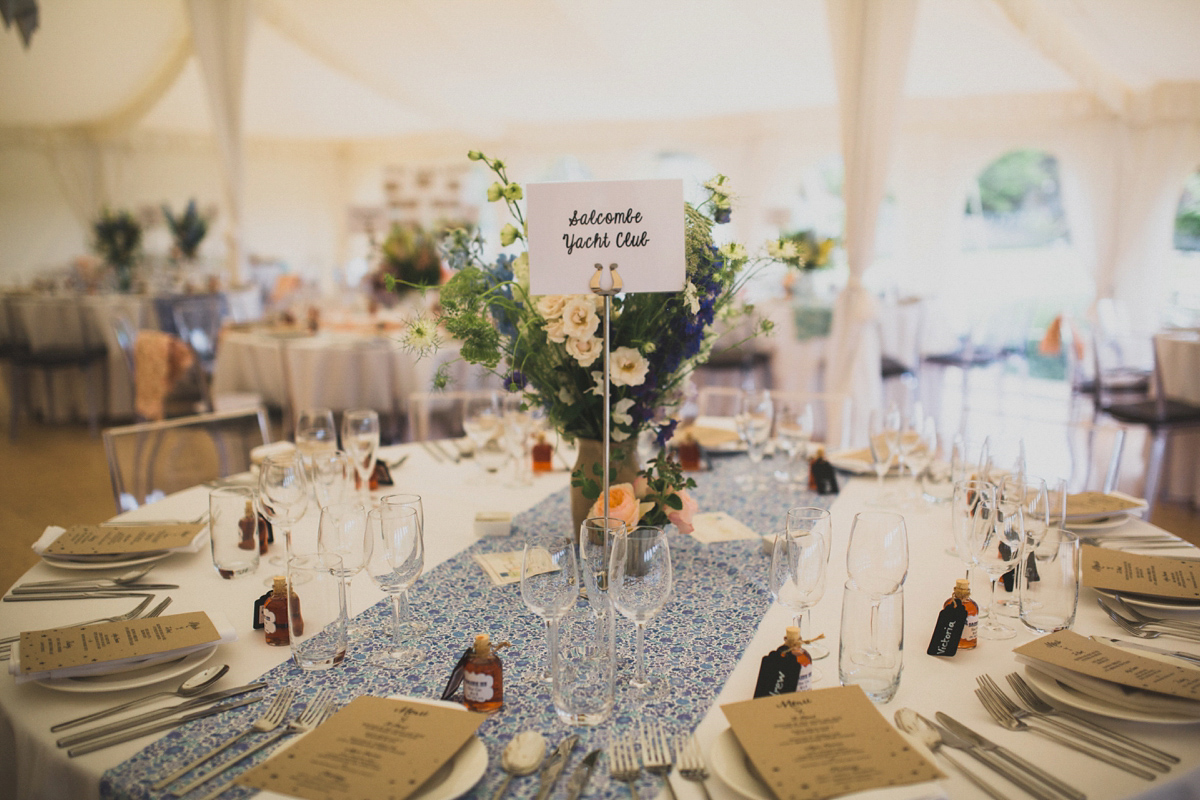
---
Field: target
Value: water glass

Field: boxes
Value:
[310,450,355,509]
[257,452,309,565]
[1019,528,1080,633]
[286,553,347,670]
[552,594,616,726]
[295,408,337,480]
[341,409,380,498]
[208,486,259,579]
[839,580,903,703]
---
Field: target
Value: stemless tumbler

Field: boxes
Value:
[839,580,903,703]
[209,486,259,579]
[1019,527,1080,633]
[552,594,616,726]
[286,553,347,670]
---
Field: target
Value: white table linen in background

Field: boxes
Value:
[0,448,1197,800]
[1155,331,1200,506]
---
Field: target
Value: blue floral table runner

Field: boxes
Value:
[101,456,833,800]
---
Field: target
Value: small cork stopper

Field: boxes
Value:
[473,634,491,657]
[272,576,287,594]
[954,579,971,598]
[784,626,801,647]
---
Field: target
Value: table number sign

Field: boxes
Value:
[236,696,484,800]
[1081,544,1200,600]
[44,523,205,556]
[722,686,943,800]
[526,179,685,296]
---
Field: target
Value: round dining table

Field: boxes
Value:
[1,444,1198,800]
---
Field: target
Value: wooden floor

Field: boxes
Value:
[1,369,1196,593]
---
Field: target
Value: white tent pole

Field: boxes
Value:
[186,0,250,287]
[825,0,918,437]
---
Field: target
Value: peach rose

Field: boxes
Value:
[667,489,698,535]
[587,482,641,529]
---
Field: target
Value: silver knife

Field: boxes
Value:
[928,714,1059,800]
[10,583,178,595]
[57,681,268,747]
[535,734,579,800]
[4,592,161,602]
[565,749,600,800]
[1091,636,1200,666]
[67,695,263,757]
[937,712,1085,800]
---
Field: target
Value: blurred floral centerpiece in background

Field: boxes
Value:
[768,229,837,272]
[92,208,143,293]
[372,222,445,305]
[162,199,212,265]
[411,151,776,528]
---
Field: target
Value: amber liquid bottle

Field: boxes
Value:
[785,626,814,691]
[262,576,291,646]
[531,434,553,473]
[462,634,503,713]
[944,578,979,650]
[678,434,702,471]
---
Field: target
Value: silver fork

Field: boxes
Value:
[151,687,296,790]
[610,734,641,800]
[640,722,677,800]
[0,596,164,660]
[974,686,1157,780]
[1006,672,1180,765]
[1098,598,1200,642]
[978,675,1169,772]
[1108,596,1200,633]
[675,735,713,800]
[175,689,333,797]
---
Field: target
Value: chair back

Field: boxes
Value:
[1062,421,1130,494]
[102,407,270,512]
[172,296,226,365]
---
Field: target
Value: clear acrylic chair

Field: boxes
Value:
[102,407,270,513]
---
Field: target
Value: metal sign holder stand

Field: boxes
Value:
[591,262,623,581]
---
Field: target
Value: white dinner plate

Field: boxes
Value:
[1065,515,1134,531]
[1022,666,1200,725]
[35,645,217,693]
[40,551,174,571]
[1054,492,1148,523]
[709,728,771,800]
[1094,588,1200,613]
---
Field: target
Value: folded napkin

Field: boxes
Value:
[9,611,236,683]
[682,417,741,448]
[1020,662,1200,717]
[33,524,207,558]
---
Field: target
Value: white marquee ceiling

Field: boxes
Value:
[2,0,1198,140]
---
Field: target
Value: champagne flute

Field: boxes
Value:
[608,525,672,701]
[520,537,579,683]
[341,409,380,500]
[257,453,310,568]
[845,511,908,664]
[734,389,773,489]
[295,408,337,486]
[867,409,896,505]
[972,480,1024,639]
[951,478,993,610]
[310,450,354,509]
[365,505,425,666]
[317,500,370,634]
[381,493,430,635]
[774,401,814,484]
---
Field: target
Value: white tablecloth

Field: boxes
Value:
[1155,331,1200,505]
[1,450,1198,800]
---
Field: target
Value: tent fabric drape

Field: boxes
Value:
[185,0,249,286]
[824,0,918,438]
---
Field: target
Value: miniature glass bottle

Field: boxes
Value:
[944,578,979,650]
[462,634,504,713]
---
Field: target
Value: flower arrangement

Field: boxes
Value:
[767,229,837,272]
[583,452,698,534]
[162,199,211,262]
[423,151,773,449]
[92,208,143,292]
[373,222,445,299]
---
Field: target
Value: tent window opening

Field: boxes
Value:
[962,149,1070,251]
[1167,168,1200,325]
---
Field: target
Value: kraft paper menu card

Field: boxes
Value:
[236,696,485,800]
[1064,491,1145,518]
[472,549,556,586]
[1081,544,1200,600]
[36,523,205,557]
[690,512,761,544]
[11,611,233,682]
[1014,630,1200,702]
[722,686,943,800]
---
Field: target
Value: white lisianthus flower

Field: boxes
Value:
[545,317,567,344]
[612,397,635,427]
[610,346,649,387]
[536,294,568,319]
[561,296,600,339]
[558,386,573,404]
[565,335,602,367]
[589,371,605,396]
[682,281,701,314]
[611,428,632,442]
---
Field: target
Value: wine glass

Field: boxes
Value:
[257,453,310,567]
[774,400,814,484]
[769,507,830,674]
[365,505,425,666]
[463,393,505,477]
[951,478,993,601]
[295,408,337,485]
[996,475,1049,617]
[502,394,533,486]
[317,500,370,634]
[380,493,430,634]
[520,537,579,683]
[341,409,380,500]
[310,450,354,509]
[896,402,921,481]
[845,511,908,665]
[734,389,773,489]
[971,479,1024,640]
[867,409,896,505]
[608,525,672,701]
[580,516,627,600]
